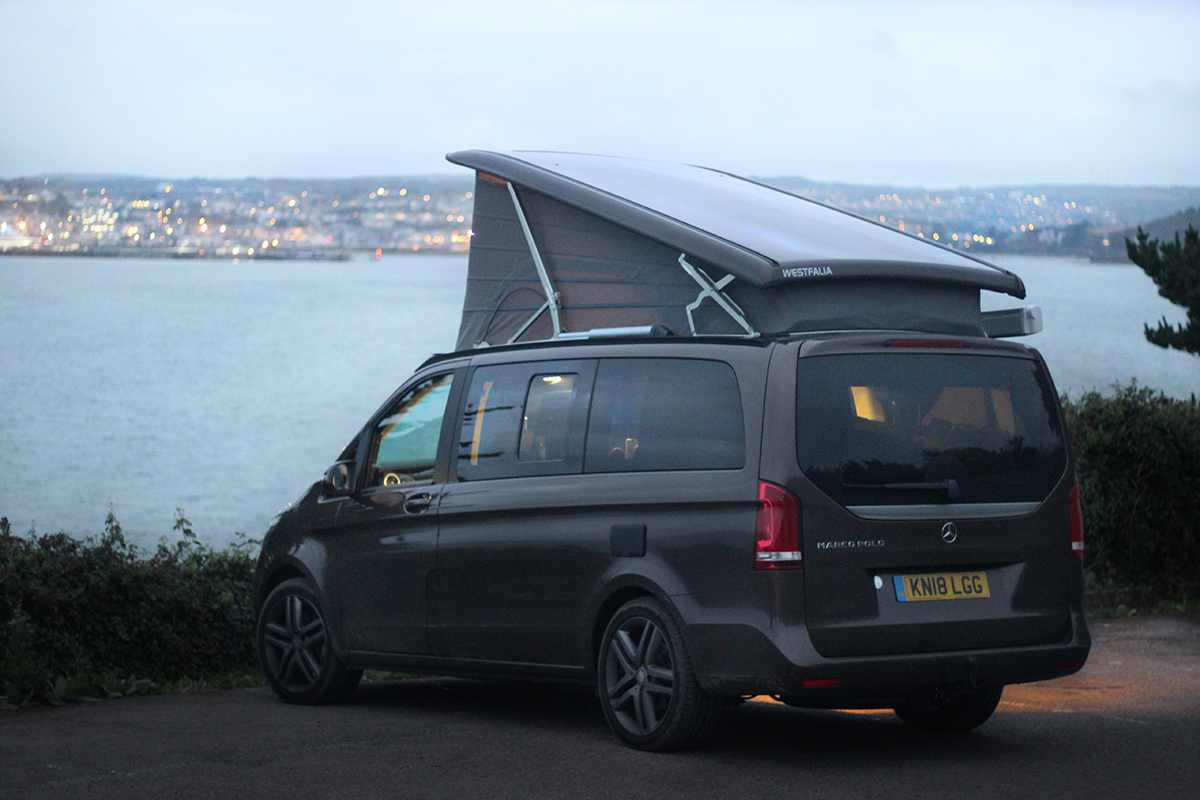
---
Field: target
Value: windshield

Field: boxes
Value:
[796,352,1066,506]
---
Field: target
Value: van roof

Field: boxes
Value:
[446,150,1027,350]
[447,150,1024,296]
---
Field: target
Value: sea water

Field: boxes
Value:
[0,253,1194,548]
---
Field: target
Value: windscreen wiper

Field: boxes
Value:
[844,479,960,501]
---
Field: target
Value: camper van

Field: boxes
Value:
[253,151,1089,751]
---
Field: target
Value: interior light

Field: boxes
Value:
[851,387,886,421]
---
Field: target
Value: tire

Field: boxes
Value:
[893,684,1004,733]
[597,597,719,751]
[257,578,362,704]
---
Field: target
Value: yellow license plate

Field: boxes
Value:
[894,572,990,602]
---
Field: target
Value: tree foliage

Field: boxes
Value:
[1126,224,1200,355]
[1061,384,1200,588]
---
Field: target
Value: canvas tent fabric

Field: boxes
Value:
[446,150,1025,351]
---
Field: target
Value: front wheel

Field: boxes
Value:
[258,578,362,704]
[893,684,1004,733]
[598,597,719,751]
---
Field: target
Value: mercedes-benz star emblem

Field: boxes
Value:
[941,522,958,544]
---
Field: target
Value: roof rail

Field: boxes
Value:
[556,325,673,340]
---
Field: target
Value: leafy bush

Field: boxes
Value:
[1062,384,1200,588]
[0,510,259,707]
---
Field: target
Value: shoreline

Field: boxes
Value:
[0,247,468,262]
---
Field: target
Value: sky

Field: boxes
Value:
[1,0,1198,187]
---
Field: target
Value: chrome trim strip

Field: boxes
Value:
[846,501,1041,520]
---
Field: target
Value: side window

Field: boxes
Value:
[457,361,591,481]
[519,374,579,462]
[365,373,454,487]
[584,358,745,473]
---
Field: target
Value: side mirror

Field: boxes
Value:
[324,461,354,494]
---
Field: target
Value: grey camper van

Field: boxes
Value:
[253,151,1089,751]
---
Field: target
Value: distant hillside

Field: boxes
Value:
[1081,207,1200,263]
[1140,207,1200,241]
[22,174,476,195]
[758,175,1200,263]
[6,170,1197,264]
[759,178,1200,228]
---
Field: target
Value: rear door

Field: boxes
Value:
[788,339,1072,657]
[432,358,599,667]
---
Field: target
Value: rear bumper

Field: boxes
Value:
[682,608,1091,703]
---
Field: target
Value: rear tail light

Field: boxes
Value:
[1069,483,1085,560]
[755,482,802,569]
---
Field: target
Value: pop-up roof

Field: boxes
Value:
[446,150,1028,350]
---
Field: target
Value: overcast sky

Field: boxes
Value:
[2,0,1197,187]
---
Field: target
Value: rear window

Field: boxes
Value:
[796,353,1066,506]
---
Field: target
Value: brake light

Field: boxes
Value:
[884,340,970,348]
[755,482,802,569]
[1069,483,1084,559]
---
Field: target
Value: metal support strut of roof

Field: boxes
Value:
[506,182,562,343]
[678,254,759,337]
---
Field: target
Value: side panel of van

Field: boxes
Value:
[432,346,767,673]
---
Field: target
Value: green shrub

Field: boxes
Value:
[0,510,259,707]
[1062,384,1200,588]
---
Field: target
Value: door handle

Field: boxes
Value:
[404,493,434,514]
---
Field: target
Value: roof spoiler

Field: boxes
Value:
[982,306,1043,338]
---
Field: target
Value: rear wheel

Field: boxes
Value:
[258,578,361,704]
[893,684,1004,733]
[598,597,719,751]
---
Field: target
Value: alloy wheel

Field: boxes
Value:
[261,592,329,693]
[604,615,676,736]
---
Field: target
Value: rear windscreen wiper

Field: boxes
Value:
[844,479,960,501]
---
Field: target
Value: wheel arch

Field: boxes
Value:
[589,581,670,674]
[256,562,307,614]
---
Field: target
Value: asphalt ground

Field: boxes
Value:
[2,613,1197,800]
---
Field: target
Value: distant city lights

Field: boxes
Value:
[0,173,1136,260]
